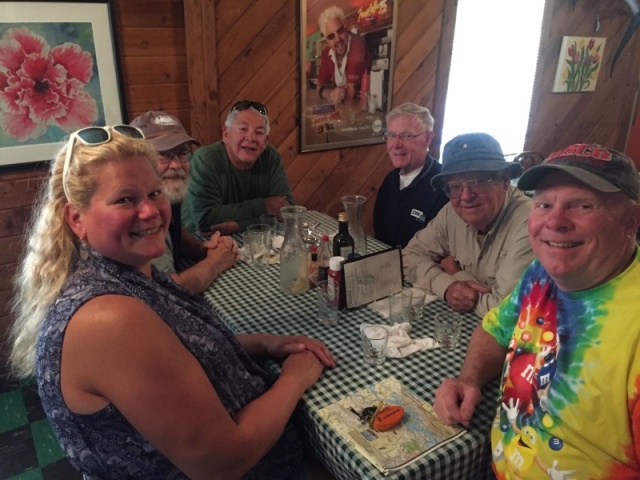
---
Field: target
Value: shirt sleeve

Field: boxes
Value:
[482,277,524,348]
[456,219,535,318]
[402,206,456,297]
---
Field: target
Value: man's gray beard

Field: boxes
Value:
[163,175,189,204]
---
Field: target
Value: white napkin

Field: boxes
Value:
[360,322,439,358]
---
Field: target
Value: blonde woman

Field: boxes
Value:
[9,126,334,479]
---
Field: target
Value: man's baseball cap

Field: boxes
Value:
[431,132,523,190]
[130,111,200,152]
[517,144,640,201]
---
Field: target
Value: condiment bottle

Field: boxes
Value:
[333,212,354,259]
[318,234,332,282]
[327,256,344,309]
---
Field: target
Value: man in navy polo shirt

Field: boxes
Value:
[374,102,449,248]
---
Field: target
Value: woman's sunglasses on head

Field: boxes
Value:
[62,125,145,194]
[231,100,268,116]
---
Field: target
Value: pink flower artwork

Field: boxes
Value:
[0,26,98,142]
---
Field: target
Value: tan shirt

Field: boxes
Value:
[402,187,534,318]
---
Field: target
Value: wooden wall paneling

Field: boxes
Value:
[0,170,47,210]
[124,84,191,113]
[0,207,33,239]
[185,0,221,146]
[120,56,188,85]
[119,27,187,57]
[0,235,25,268]
[216,0,290,77]
[216,3,296,113]
[526,0,640,153]
[430,0,457,156]
[113,0,185,28]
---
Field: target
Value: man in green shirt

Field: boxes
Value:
[182,101,294,235]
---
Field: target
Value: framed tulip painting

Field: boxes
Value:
[0,0,125,166]
[300,0,398,152]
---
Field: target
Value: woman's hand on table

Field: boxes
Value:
[266,335,336,368]
[281,351,325,391]
[433,378,482,428]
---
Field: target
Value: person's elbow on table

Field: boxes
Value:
[433,378,482,427]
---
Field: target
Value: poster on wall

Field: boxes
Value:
[300,0,397,152]
[0,0,125,167]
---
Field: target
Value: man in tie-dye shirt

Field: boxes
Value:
[433,144,640,479]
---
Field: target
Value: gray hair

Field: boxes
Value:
[386,102,435,132]
[224,107,271,136]
[318,6,345,36]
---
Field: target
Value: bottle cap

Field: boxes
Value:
[322,234,329,242]
[338,212,348,222]
[311,245,317,253]
[329,256,344,271]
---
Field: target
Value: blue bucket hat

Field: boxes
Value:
[431,133,523,190]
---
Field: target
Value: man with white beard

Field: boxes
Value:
[131,111,237,293]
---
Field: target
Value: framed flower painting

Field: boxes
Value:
[552,36,606,93]
[0,0,125,166]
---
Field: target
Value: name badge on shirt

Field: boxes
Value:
[411,209,426,223]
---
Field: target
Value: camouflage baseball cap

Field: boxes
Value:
[517,144,640,201]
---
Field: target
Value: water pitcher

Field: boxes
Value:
[279,206,309,295]
[341,195,367,256]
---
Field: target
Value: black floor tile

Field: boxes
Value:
[0,426,38,478]
[42,457,84,479]
[22,384,46,424]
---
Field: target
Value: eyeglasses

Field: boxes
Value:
[62,125,145,196]
[443,178,495,199]
[158,145,192,164]
[325,25,346,41]
[231,100,268,116]
[383,131,429,142]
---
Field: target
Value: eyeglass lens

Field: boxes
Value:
[232,100,268,116]
[384,132,426,141]
[159,147,190,162]
[325,26,345,41]
[444,179,493,198]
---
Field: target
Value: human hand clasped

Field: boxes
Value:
[266,334,336,368]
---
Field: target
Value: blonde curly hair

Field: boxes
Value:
[8,129,158,378]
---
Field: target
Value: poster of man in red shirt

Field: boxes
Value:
[301,0,397,152]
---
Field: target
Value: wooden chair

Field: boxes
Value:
[514,151,545,172]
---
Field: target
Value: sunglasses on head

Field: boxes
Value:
[231,100,268,116]
[62,125,145,196]
[325,25,346,41]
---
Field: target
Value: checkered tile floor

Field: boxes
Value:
[0,364,82,480]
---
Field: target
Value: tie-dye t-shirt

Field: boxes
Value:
[483,250,640,479]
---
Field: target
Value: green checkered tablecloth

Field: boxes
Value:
[200,211,499,480]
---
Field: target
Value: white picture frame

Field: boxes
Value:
[0,1,126,166]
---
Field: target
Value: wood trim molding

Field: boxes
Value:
[184,0,220,145]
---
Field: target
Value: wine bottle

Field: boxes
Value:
[333,212,354,259]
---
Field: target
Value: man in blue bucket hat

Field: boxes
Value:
[403,132,534,318]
